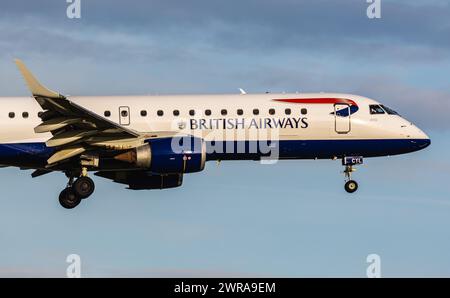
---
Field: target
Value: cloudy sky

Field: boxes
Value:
[0,0,449,277]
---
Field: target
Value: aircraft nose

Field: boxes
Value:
[410,125,431,150]
[399,118,431,152]
[415,126,430,139]
[414,138,431,149]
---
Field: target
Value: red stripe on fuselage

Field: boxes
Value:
[273,98,358,106]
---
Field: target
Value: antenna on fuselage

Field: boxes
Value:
[239,88,247,95]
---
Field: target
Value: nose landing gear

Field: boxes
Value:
[344,176,358,193]
[59,168,95,209]
[342,156,363,194]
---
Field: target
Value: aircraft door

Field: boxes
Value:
[119,106,131,126]
[334,104,351,134]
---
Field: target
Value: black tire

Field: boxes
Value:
[59,188,81,209]
[73,176,95,199]
[345,180,358,193]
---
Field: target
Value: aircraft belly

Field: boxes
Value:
[0,143,53,168]
[0,138,429,169]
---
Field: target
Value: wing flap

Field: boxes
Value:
[34,117,81,133]
[46,130,99,147]
[86,137,145,150]
[47,146,86,165]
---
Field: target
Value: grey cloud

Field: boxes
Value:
[0,0,449,130]
[353,77,450,131]
[1,0,450,61]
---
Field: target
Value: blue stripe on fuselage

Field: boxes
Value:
[0,138,430,167]
[205,139,430,160]
[0,143,54,168]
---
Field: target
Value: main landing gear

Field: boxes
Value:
[59,168,95,209]
[342,156,363,194]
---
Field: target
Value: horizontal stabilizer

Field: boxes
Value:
[31,169,52,178]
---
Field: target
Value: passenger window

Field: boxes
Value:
[369,105,385,115]
[140,110,147,117]
[8,112,15,118]
[269,108,275,115]
[205,109,211,116]
[380,105,398,115]
[104,111,111,117]
[285,108,291,115]
[121,110,128,117]
[22,112,29,119]
[237,109,243,116]
[221,109,227,116]
[157,110,164,116]
[253,109,259,115]
[189,110,195,116]
[301,108,307,115]
[173,110,180,116]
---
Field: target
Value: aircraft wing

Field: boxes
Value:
[14,59,151,167]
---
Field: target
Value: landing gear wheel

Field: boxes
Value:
[345,180,358,193]
[73,176,95,199]
[59,188,81,209]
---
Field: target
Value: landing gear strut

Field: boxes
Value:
[342,156,363,194]
[59,168,95,209]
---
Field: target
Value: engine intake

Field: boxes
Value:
[114,136,206,174]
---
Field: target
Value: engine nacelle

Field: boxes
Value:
[114,136,206,174]
[95,171,183,190]
[128,173,183,190]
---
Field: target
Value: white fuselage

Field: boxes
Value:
[0,93,429,145]
[0,92,431,175]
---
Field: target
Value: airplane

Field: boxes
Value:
[0,60,430,209]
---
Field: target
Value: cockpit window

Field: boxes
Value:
[380,105,398,115]
[369,105,385,114]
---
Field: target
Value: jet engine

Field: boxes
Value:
[114,136,206,174]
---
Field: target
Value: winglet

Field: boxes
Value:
[14,59,63,98]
